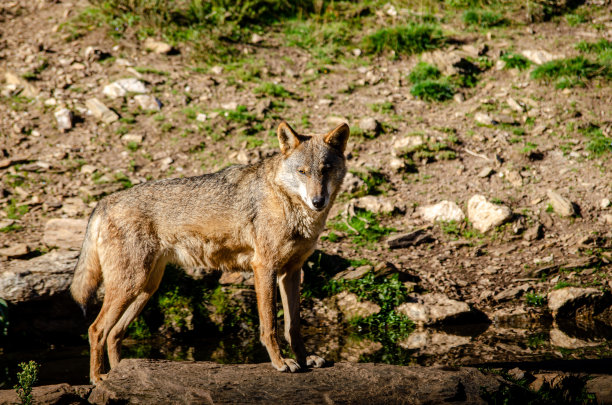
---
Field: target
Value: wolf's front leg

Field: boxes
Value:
[253,263,301,372]
[278,266,326,368]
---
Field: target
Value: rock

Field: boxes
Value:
[103,78,148,98]
[493,283,532,302]
[478,167,494,178]
[396,293,475,325]
[521,49,562,65]
[421,50,479,77]
[327,116,349,126]
[60,197,89,217]
[453,93,465,103]
[546,190,576,217]
[549,328,600,349]
[502,169,522,188]
[210,65,223,75]
[392,135,425,156]
[54,108,74,131]
[529,373,568,392]
[507,97,525,113]
[601,198,611,208]
[475,112,494,126]
[467,195,512,233]
[0,383,91,405]
[417,200,465,223]
[250,33,264,44]
[81,164,96,174]
[335,291,380,320]
[0,243,29,258]
[221,101,238,110]
[342,172,365,194]
[86,98,119,123]
[43,218,87,250]
[523,223,543,241]
[0,250,79,303]
[87,359,502,404]
[388,157,406,172]
[604,214,612,225]
[387,229,434,249]
[333,265,372,281]
[354,195,397,214]
[219,272,246,285]
[144,37,173,54]
[398,330,471,354]
[547,287,609,318]
[358,117,379,135]
[121,133,143,144]
[134,94,162,111]
[586,375,612,405]
[4,71,38,97]
[196,113,207,122]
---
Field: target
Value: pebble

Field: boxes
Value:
[210,65,223,75]
[507,97,525,113]
[121,134,143,144]
[103,78,148,98]
[521,49,561,65]
[474,112,494,126]
[546,190,575,217]
[467,194,512,233]
[196,113,207,122]
[392,135,425,156]
[358,117,379,134]
[250,33,264,44]
[86,98,119,123]
[478,167,494,178]
[54,108,74,131]
[417,201,465,223]
[134,94,162,111]
[601,198,610,209]
[144,37,173,54]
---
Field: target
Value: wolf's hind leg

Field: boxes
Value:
[107,261,166,369]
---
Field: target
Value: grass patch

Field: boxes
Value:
[348,169,389,197]
[525,292,546,307]
[284,20,353,63]
[329,209,396,248]
[462,9,507,28]
[439,219,482,240]
[501,52,531,70]
[362,24,444,57]
[580,125,612,157]
[531,56,610,88]
[5,199,29,220]
[253,82,292,98]
[411,80,454,101]
[408,62,441,83]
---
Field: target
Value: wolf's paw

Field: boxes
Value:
[90,373,108,385]
[306,355,326,368]
[274,358,301,373]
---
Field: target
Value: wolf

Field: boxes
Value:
[70,121,350,383]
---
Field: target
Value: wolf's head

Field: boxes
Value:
[275,121,349,212]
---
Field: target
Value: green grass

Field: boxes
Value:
[253,82,292,98]
[410,80,454,101]
[575,39,612,64]
[329,209,395,248]
[525,292,546,307]
[408,62,441,83]
[284,20,353,63]
[501,52,531,70]
[462,9,506,28]
[362,24,444,57]
[348,169,389,197]
[531,56,610,88]
[14,361,39,405]
[5,199,29,220]
[222,105,257,124]
[581,125,612,157]
[369,101,394,114]
[133,66,169,76]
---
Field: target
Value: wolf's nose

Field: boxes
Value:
[312,196,325,209]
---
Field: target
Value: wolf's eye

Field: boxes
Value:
[298,169,307,175]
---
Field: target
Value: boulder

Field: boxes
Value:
[546,190,576,217]
[417,200,465,223]
[547,287,610,318]
[86,98,119,124]
[43,218,88,250]
[467,195,512,233]
[334,291,380,320]
[134,94,162,111]
[549,328,600,349]
[0,250,79,303]
[88,359,502,404]
[396,293,476,325]
[353,195,397,214]
[144,37,173,54]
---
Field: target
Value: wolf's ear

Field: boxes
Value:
[324,123,350,154]
[277,121,303,155]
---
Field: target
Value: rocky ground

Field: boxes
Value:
[0,0,611,402]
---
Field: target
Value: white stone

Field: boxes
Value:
[392,135,425,156]
[474,112,494,126]
[196,113,207,122]
[103,78,148,98]
[358,117,379,134]
[417,201,465,223]
[600,198,610,209]
[521,49,562,65]
[54,108,74,131]
[547,190,575,217]
[547,287,603,317]
[210,65,223,75]
[354,196,396,214]
[144,37,172,54]
[467,195,512,233]
[396,293,471,325]
[250,33,264,44]
[86,98,119,123]
[134,94,161,111]
[221,101,238,110]
[121,134,143,144]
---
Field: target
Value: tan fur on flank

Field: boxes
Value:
[71,122,349,383]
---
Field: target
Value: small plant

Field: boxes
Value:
[408,62,441,83]
[501,52,531,70]
[564,13,586,26]
[581,125,612,157]
[14,361,39,405]
[349,170,389,197]
[410,80,454,102]
[525,292,546,307]
[362,24,444,57]
[223,105,256,124]
[253,82,292,98]
[126,141,140,152]
[553,281,574,290]
[5,199,29,220]
[531,56,610,89]
[330,209,396,248]
[369,101,394,114]
[463,10,506,28]
[575,39,612,55]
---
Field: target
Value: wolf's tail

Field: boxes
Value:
[70,210,102,316]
